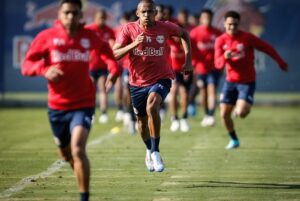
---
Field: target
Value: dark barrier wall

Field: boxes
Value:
[2,0,300,92]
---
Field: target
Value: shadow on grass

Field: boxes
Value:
[184,181,300,190]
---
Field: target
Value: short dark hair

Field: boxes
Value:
[200,8,213,18]
[224,10,240,21]
[178,8,189,16]
[59,0,82,9]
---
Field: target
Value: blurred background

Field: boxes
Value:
[0,0,299,105]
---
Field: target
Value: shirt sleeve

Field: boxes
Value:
[21,32,49,76]
[250,33,287,70]
[214,37,226,69]
[115,24,131,46]
[165,21,182,37]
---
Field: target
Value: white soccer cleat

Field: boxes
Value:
[170,120,180,132]
[115,110,124,122]
[180,119,190,132]
[145,150,154,172]
[99,114,108,124]
[151,151,165,172]
[225,140,240,150]
[201,116,215,127]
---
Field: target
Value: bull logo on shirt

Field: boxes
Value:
[156,35,164,44]
[80,38,90,49]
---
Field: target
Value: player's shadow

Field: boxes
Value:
[184,181,300,190]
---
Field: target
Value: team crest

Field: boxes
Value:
[53,38,65,46]
[236,43,244,51]
[156,35,164,44]
[80,38,90,49]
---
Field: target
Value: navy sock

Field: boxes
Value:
[228,130,238,141]
[207,109,215,116]
[205,107,209,115]
[182,112,188,119]
[143,138,152,150]
[150,137,160,153]
[80,192,89,201]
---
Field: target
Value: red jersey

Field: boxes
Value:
[168,24,194,72]
[215,30,287,83]
[85,23,116,70]
[190,25,222,74]
[116,20,182,87]
[22,20,120,110]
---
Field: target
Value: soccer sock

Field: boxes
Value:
[207,109,215,116]
[80,192,89,201]
[143,138,152,150]
[182,111,188,119]
[205,107,209,116]
[150,137,160,153]
[101,110,107,114]
[228,130,238,141]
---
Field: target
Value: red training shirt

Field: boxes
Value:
[116,20,182,87]
[190,25,222,74]
[214,30,287,83]
[22,20,120,110]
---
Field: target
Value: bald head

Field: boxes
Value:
[136,0,157,28]
[137,0,156,10]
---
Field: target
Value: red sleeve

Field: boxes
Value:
[189,28,202,63]
[250,33,288,70]
[165,21,181,37]
[214,37,226,69]
[98,41,121,76]
[21,32,49,76]
[115,24,131,46]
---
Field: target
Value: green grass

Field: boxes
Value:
[0,106,300,201]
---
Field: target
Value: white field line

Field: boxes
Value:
[0,132,116,199]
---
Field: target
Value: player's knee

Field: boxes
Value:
[235,108,250,118]
[146,101,159,116]
[71,146,86,160]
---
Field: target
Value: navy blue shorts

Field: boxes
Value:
[90,69,108,81]
[48,107,95,148]
[175,72,193,90]
[129,79,172,117]
[197,70,222,87]
[220,81,256,105]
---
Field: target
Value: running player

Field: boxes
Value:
[86,9,117,124]
[168,8,194,133]
[190,9,222,127]
[22,0,120,200]
[113,0,193,172]
[215,11,288,149]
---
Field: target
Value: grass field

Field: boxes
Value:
[0,106,300,201]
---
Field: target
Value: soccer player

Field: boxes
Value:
[214,11,288,149]
[190,9,222,127]
[86,9,118,124]
[21,0,120,200]
[113,0,193,172]
[168,8,194,133]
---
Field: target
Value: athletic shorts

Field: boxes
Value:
[48,107,95,148]
[175,72,193,90]
[197,70,221,88]
[220,81,256,105]
[129,79,172,117]
[90,68,108,81]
